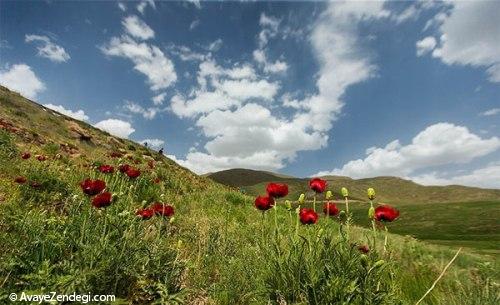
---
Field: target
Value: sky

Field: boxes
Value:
[1,0,499,188]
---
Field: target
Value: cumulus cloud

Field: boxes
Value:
[101,24,176,91]
[136,0,155,15]
[420,1,500,82]
[94,119,135,138]
[170,2,391,174]
[25,34,70,63]
[43,103,89,121]
[122,15,155,40]
[480,108,500,117]
[0,64,45,99]
[140,138,164,149]
[315,123,500,179]
[411,162,500,189]
[124,100,159,120]
[416,36,437,56]
[118,2,126,12]
[152,92,166,105]
[253,14,288,75]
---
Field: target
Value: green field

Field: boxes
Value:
[1,86,499,304]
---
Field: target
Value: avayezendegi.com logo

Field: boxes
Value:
[9,291,116,303]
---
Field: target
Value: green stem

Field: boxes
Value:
[383,226,388,254]
[313,194,316,212]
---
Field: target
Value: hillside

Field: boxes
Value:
[0,85,498,304]
[207,169,500,204]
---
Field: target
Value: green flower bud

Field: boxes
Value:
[169,216,176,224]
[285,200,292,211]
[341,187,349,198]
[325,190,333,200]
[368,206,375,219]
[298,193,305,205]
[367,188,376,200]
[339,210,347,222]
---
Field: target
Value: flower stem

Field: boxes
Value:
[383,225,388,254]
[415,248,462,305]
[313,194,316,212]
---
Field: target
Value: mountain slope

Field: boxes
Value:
[207,169,500,203]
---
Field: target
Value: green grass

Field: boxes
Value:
[0,86,499,304]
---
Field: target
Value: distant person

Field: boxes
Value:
[158,147,164,155]
[144,142,148,148]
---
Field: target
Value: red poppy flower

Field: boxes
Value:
[14,176,27,184]
[151,203,175,217]
[309,178,327,193]
[118,164,130,173]
[266,183,289,198]
[125,167,141,178]
[299,208,318,225]
[323,202,339,216]
[80,179,106,196]
[110,152,123,158]
[374,205,400,222]
[136,208,154,219]
[36,155,47,161]
[91,192,112,208]
[254,195,275,211]
[21,152,31,159]
[98,165,115,174]
[358,245,370,254]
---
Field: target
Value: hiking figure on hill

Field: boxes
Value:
[158,147,164,155]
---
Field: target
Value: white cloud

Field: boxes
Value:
[101,34,176,91]
[411,162,500,189]
[416,36,437,56]
[480,108,500,116]
[253,14,289,75]
[169,45,206,62]
[189,19,200,30]
[253,49,288,74]
[25,34,70,63]
[94,119,135,138]
[122,15,155,40]
[152,92,166,105]
[316,123,500,179]
[137,0,155,15]
[169,2,390,174]
[118,2,126,12]
[43,103,89,121]
[0,64,45,99]
[423,1,500,82]
[124,100,159,119]
[140,138,164,149]
[206,39,223,52]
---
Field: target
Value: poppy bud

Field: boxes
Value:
[367,188,375,200]
[325,190,332,200]
[298,193,305,204]
[339,210,347,222]
[169,216,176,224]
[373,260,385,269]
[285,200,292,211]
[368,206,375,219]
[341,187,349,198]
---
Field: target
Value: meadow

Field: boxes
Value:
[0,87,499,304]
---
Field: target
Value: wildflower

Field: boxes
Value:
[309,178,327,193]
[298,193,305,204]
[323,202,339,216]
[118,164,130,173]
[254,195,275,211]
[14,176,27,184]
[125,167,141,178]
[151,203,175,217]
[358,245,370,254]
[374,205,400,222]
[325,190,333,200]
[98,165,114,174]
[299,208,318,224]
[341,187,349,198]
[266,182,289,198]
[136,208,154,220]
[367,187,376,200]
[91,192,112,208]
[36,155,47,161]
[21,152,31,159]
[80,179,106,196]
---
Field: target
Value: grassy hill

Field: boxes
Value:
[207,169,500,204]
[0,85,498,304]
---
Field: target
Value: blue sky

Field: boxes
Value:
[1,0,499,188]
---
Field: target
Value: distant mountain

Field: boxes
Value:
[207,169,500,204]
